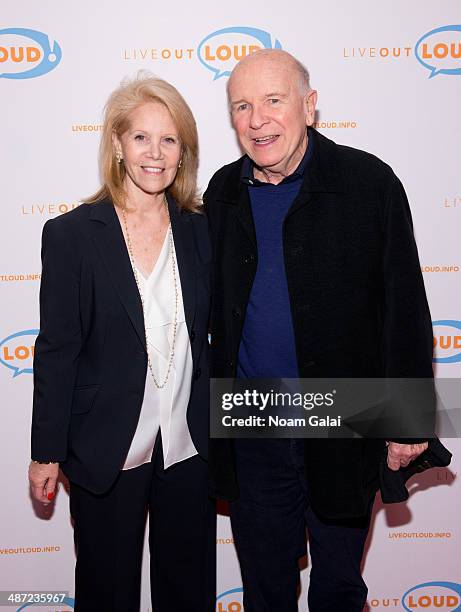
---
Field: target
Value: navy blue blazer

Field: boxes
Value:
[31,195,211,494]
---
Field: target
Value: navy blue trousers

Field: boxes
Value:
[70,444,216,612]
[230,439,371,612]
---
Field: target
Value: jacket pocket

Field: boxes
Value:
[71,385,100,414]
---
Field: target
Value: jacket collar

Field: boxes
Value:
[88,196,117,224]
[88,193,196,353]
[217,128,347,205]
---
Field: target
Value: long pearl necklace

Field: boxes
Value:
[121,198,178,389]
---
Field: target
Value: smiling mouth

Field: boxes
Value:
[252,135,279,146]
[140,165,164,174]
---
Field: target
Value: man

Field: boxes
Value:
[204,49,433,611]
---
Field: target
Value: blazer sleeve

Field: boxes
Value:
[380,174,435,441]
[31,218,82,461]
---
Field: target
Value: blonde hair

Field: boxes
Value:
[86,73,201,212]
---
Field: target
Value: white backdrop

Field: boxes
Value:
[1,1,460,610]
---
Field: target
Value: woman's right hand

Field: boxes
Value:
[28,462,60,504]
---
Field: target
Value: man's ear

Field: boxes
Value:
[304,90,318,127]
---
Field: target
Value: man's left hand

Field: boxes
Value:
[386,441,428,471]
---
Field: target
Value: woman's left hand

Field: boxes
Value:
[28,461,60,504]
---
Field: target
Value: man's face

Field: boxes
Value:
[228,56,317,181]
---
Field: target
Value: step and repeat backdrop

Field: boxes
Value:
[1,1,460,610]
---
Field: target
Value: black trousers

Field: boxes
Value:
[69,445,216,612]
[230,439,371,612]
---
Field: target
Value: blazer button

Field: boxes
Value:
[232,308,241,319]
[243,254,255,264]
[190,330,196,342]
[193,368,202,380]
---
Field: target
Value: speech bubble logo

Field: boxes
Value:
[17,597,74,611]
[197,26,282,80]
[433,320,461,364]
[415,25,461,78]
[0,329,39,377]
[216,586,244,610]
[402,581,461,611]
[0,28,62,79]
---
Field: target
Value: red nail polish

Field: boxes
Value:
[47,491,55,501]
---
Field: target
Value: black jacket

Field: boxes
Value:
[204,128,434,520]
[31,195,211,494]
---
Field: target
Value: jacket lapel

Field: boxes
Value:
[167,193,196,337]
[215,160,256,246]
[287,129,347,217]
[234,187,257,247]
[89,200,146,352]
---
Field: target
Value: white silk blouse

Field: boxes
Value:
[122,227,197,470]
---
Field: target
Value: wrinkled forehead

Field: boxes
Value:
[228,56,298,100]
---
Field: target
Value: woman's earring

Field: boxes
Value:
[178,159,182,169]
[115,150,123,164]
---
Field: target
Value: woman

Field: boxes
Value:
[29,75,215,611]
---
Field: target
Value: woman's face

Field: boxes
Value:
[114,101,182,199]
